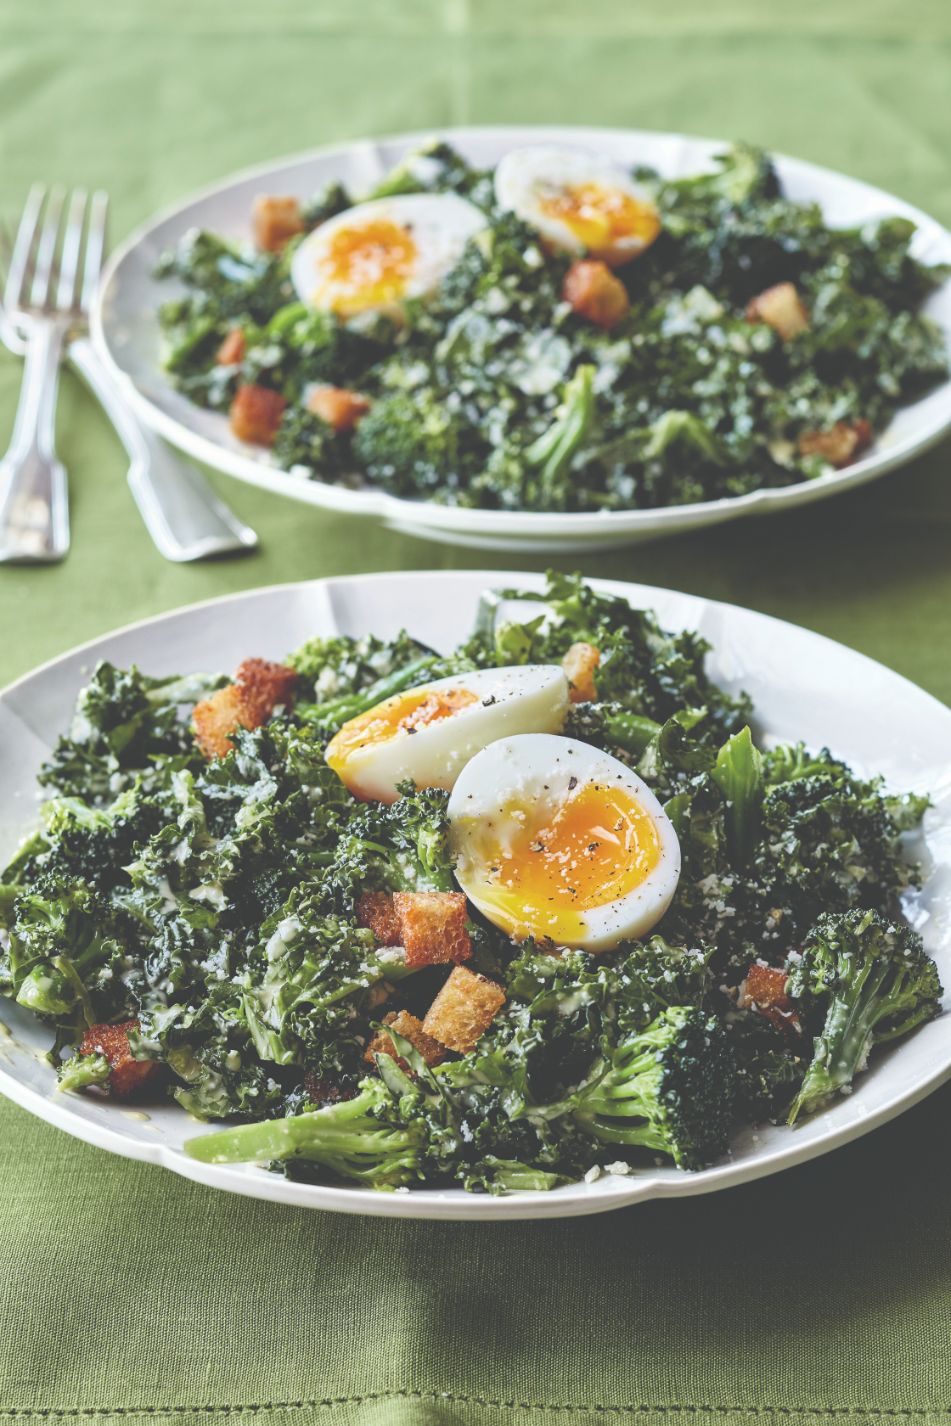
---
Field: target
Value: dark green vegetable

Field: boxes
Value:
[1,574,938,1191]
[786,910,942,1122]
[155,141,948,511]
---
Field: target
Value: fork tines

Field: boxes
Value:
[3,184,108,321]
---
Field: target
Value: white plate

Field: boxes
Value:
[1,571,949,1219]
[91,126,951,553]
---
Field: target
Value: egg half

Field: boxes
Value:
[494,145,661,266]
[290,194,486,318]
[324,666,569,803]
[447,734,680,951]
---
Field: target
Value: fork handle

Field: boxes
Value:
[0,317,70,563]
[69,337,258,563]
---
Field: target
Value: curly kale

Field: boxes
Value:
[466,571,751,737]
[154,141,948,511]
[40,662,221,803]
[3,574,937,1191]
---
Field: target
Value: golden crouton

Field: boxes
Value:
[745,282,810,341]
[797,419,872,469]
[364,1011,446,1070]
[234,658,297,724]
[563,259,630,330]
[252,195,304,253]
[393,891,471,969]
[80,1020,159,1100]
[562,641,600,704]
[216,327,246,366]
[357,891,403,946]
[228,384,287,446]
[192,658,297,759]
[308,386,372,433]
[192,685,250,760]
[422,966,505,1053]
[358,890,472,967]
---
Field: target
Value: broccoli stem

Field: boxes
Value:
[302,655,439,731]
[788,956,903,1123]
[570,1032,674,1157]
[525,365,595,502]
[185,1082,426,1187]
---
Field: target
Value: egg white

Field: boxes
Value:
[290,193,486,317]
[447,733,681,951]
[325,666,570,803]
[494,145,660,265]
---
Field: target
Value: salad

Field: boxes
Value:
[0,575,941,1193]
[154,139,949,513]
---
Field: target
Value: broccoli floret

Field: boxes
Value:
[329,784,456,909]
[352,386,486,498]
[570,1007,734,1170]
[185,1073,429,1186]
[187,1003,735,1183]
[786,910,942,1122]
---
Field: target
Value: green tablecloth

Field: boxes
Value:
[1,3,950,1422]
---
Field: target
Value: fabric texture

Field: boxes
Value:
[0,1,949,1421]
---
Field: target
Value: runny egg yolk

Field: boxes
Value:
[326,686,478,781]
[539,182,660,261]
[472,780,661,941]
[311,218,418,315]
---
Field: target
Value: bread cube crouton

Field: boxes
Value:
[308,386,372,433]
[738,961,800,1036]
[357,891,403,946]
[302,1073,356,1106]
[234,658,298,724]
[797,419,873,469]
[192,685,250,760]
[561,641,600,704]
[228,384,287,447]
[216,327,246,366]
[393,891,471,969]
[745,282,810,341]
[364,1011,446,1070]
[79,1020,159,1099]
[563,259,630,330]
[192,658,297,759]
[252,195,305,253]
[358,890,472,967]
[422,966,505,1053]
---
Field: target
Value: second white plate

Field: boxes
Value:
[92,126,951,551]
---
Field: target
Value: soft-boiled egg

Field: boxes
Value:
[324,666,569,803]
[290,194,486,319]
[494,146,661,266]
[447,734,680,951]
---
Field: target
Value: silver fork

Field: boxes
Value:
[0,191,258,563]
[0,185,76,561]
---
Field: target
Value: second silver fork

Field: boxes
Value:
[0,185,83,561]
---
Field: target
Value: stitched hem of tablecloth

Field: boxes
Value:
[1,1398,950,1419]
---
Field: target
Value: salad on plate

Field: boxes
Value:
[0,575,941,1194]
[154,139,949,513]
